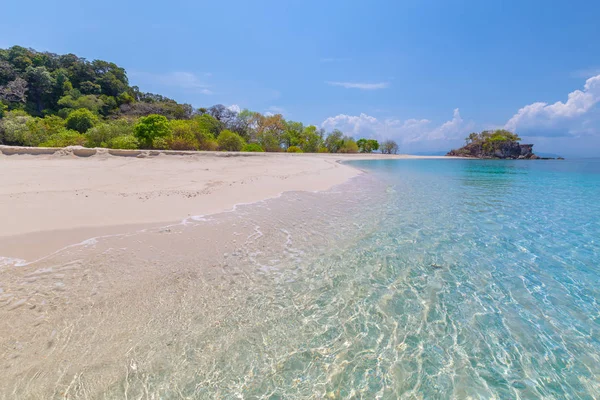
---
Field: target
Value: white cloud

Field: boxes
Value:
[321,109,472,147]
[129,71,213,94]
[326,81,390,90]
[227,104,241,113]
[266,106,287,115]
[320,76,600,156]
[504,75,600,137]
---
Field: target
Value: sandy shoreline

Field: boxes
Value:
[0,146,440,260]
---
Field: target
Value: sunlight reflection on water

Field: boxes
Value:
[1,159,600,399]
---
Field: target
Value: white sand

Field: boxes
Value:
[0,146,431,259]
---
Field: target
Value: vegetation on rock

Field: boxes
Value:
[447,130,537,159]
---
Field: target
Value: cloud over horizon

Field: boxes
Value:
[319,75,600,155]
[321,108,472,150]
[504,74,600,137]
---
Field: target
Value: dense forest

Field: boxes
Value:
[0,46,399,153]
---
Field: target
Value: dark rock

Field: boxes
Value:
[447,142,538,159]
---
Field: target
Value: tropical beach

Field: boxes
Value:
[1,153,599,398]
[0,149,412,261]
[2,0,600,398]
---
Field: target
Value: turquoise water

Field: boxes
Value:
[340,158,600,398]
[3,158,600,398]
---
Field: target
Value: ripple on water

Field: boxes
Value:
[1,159,600,398]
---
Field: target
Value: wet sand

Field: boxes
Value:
[0,171,387,398]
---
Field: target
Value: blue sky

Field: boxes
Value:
[2,0,600,156]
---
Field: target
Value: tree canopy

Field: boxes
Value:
[0,46,402,154]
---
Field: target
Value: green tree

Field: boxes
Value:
[80,81,102,94]
[324,129,344,153]
[217,130,245,151]
[58,93,104,114]
[339,137,359,153]
[256,113,286,151]
[230,108,256,140]
[133,114,172,148]
[300,125,323,153]
[356,138,379,153]
[65,108,98,133]
[25,66,55,113]
[465,132,480,145]
[192,113,222,137]
[51,69,72,104]
[282,120,304,149]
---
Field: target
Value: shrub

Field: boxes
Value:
[339,138,359,153]
[217,130,245,151]
[200,139,219,151]
[169,120,199,150]
[133,114,172,149]
[241,143,264,152]
[0,110,35,146]
[258,131,282,152]
[85,119,134,147]
[117,92,134,105]
[0,114,66,147]
[317,147,329,153]
[152,137,170,150]
[108,135,138,149]
[287,146,303,153]
[22,116,62,147]
[37,115,66,136]
[40,129,86,147]
[65,108,98,133]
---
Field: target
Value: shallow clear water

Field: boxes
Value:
[341,158,600,398]
[2,158,600,399]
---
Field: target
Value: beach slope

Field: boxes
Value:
[0,147,411,259]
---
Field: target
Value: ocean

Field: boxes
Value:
[2,158,599,398]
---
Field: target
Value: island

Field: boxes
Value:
[447,130,562,159]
